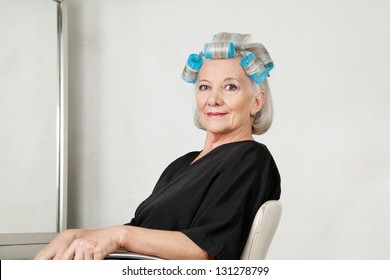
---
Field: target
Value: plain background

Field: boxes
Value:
[3,0,389,259]
[0,0,58,233]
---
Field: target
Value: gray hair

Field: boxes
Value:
[250,78,273,135]
[190,33,274,135]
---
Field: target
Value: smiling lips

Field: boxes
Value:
[207,112,227,117]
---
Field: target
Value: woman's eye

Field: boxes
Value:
[225,84,238,91]
[198,84,210,91]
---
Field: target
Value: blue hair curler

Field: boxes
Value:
[187,53,203,71]
[240,51,272,84]
[250,71,269,84]
[182,53,203,83]
[265,61,274,72]
[240,52,255,68]
[204,42,235,59]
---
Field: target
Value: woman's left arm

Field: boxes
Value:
[35,225,209,260]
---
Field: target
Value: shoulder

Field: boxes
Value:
[219,141,279,181]
[222,141,281,199]
[217,140,273,162]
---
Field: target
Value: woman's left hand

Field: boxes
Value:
[35,226,124,260]
[60,226,124,260]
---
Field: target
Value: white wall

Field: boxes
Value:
[0,0,58,233]
[65,0,390,259]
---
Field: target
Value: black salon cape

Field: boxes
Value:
[126,140,281,259]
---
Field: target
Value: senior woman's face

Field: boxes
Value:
[196,58,263,137]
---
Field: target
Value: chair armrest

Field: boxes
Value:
[105,250,165,260]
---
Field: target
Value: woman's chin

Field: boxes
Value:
[204,126,230,135]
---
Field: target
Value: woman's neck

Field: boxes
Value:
[203,132,253,151]
[192,130,254,164]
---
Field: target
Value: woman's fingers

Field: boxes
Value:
[35,227,121,260]
[34,248,55,260]
[34,229,84,260]
[35,242,68,260]
[73,249,85,260]
[74,239,96,260]
[61,236,106,260]
[84,250,94,260]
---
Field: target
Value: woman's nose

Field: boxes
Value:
[207,88,223,106]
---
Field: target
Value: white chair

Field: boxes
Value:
[106,200,282,260]
[240,200,282,259]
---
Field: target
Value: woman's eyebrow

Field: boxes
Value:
[223,77,240,83]
[197,79,211,83]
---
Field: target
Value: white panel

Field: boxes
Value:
[0,0,58,233]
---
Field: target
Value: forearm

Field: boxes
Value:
[35,226,209,260]
[118,226,209,260]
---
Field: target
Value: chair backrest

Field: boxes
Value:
[240,200,282,260]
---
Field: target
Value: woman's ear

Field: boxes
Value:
[251,90,266,116]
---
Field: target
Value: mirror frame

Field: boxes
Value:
[0,0,68,259]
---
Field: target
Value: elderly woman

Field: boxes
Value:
[35,32,281,260]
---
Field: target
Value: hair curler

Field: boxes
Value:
[203,42,235,59]
[240,51,269,84]
[182,53,203,83]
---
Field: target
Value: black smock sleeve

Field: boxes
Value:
[180,144,281,260]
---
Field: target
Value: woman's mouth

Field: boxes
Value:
[207,112,227,117]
